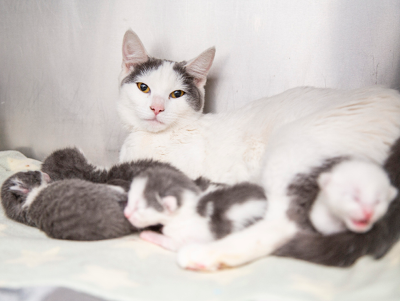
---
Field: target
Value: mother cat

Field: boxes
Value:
[118,29,400,270]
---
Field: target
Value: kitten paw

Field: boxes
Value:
[177,243,226,271]
[139,231,178,251]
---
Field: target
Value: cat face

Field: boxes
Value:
[124,177,178,228]
[1,171,50,226]
[319,161,397,233]
[118,30,215,133]
[119,60,202,133]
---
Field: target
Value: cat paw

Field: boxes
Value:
[177,243,226,272]
[139,231,178,251]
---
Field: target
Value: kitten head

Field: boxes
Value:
[318,160,397,233]
[124,165,200,228]
[117,29,215,133]
[1,171,51,226]
[41,147,99,181]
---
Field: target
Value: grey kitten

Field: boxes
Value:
[1,171,137,241]
[41,147,181,192]
[124,166,267,251]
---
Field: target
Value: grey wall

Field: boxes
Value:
[1,0,400,166]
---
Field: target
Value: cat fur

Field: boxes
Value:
[125,165,267,251]
[117,30,400,270]
[1,170,137,241]
[41,147,182,192]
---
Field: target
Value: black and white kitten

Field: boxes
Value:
[1,171,137,240]
[124,165,267,252]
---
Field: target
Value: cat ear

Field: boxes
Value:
[388,186,398,201]
[121,29,149,77]
[317,173,331,188]
[9,182,29,195]
[41,172,51,184]
[161,196,178,213]
[184,47,216,87]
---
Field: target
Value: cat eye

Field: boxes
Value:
[137,82,150,93]
[170,90,185,99]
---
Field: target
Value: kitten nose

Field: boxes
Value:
[363,208,373,220]
[124,206,133,219]
[150,105,164,115]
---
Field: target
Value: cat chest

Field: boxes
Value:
[132,130,206,177]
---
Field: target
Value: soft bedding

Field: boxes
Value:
[0,151,399,301]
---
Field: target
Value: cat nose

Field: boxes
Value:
[362,208,373,220]
[150,105,164,115]
[124,206,134,219]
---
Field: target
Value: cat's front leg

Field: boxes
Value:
[177,218,297,271]
[139,231,179,251]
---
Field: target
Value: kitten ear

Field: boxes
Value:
[388,186,398,201]
[9,182,29,195]
[184,47,215,87]
[121,29,149,77]
[161,196,178,213]
[317,173,331,188]
[41,172,51,184]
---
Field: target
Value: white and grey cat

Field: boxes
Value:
[117,29,400,270]
[124,165,267,252]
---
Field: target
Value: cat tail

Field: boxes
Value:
[274,137,400,267]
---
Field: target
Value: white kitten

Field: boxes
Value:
[310,160,397,235]
[117,30,400,271]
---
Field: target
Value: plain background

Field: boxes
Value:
[1,0,400,166]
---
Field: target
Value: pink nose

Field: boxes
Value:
[363,208,373,220]
[150,105,164,115]
[124,207,133,219]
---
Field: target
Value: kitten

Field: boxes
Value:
[274,142,400,267]
[116,30,400,270]
[310,160,397,235]
[1,171,138,240]
[124,166,267,251]
[41,147,182,191]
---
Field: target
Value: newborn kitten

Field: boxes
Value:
[124,166,267,251]
[1,171,138,240]
[41,147,180,191]
[310,160,397,235]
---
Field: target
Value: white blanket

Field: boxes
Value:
[0,151,399,301]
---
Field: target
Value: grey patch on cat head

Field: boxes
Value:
[140,165,200,212]
[173,62,203,111]
[120,57,204,112]
[197,182,267,239]
[1,171,44,226]
[285,156,350,232]
[193,177,227,191]
[194,177,212,191]
[120,57,164,86]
